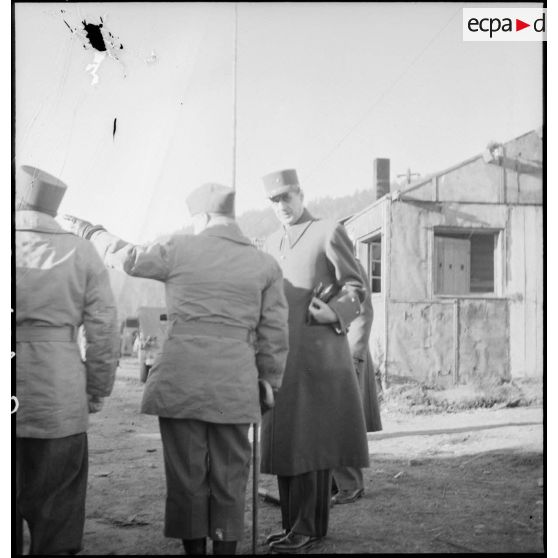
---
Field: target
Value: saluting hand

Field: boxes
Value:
[308,297,338,324]
[60,215,106,240]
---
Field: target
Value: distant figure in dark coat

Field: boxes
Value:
[260,169,370,554]
[332,259,382,504]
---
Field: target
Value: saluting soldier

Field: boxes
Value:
[15,165,119,555]
[63,183,289,555]
[332,258,383,505]
[259,169,370,553]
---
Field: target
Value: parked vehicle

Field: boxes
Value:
[137,307,168,383]
[120,317,139,356]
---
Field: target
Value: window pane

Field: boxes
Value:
[434,231,496,295]
[470,234,494,292]
[367,236,382,293]
[357,242,368,264]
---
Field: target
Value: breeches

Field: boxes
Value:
[16,433,88,556]
[277,470,332,538]
[158,418,251,541]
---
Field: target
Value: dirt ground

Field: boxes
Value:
[51,358,544,555]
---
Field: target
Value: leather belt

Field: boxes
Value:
[171,321,255,344]
[16,325,77,342]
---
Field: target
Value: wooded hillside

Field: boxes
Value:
[110,187,383,321]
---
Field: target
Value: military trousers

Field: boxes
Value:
[332,466,364,492]
[158,418,251,542]
[16,433,88,556]
[277,470,332,538]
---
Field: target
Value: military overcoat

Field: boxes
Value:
[260,209,370,476]
[88,222,289,425]
[347,262,382,433]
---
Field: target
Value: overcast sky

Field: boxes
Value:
[15,2,543,241]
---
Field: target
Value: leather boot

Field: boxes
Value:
[213,540,237,555]
[182,538,207,555]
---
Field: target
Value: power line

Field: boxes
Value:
[307,7,462,180]
[397,168,421,185]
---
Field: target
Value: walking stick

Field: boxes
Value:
[254,380,276,554]
[252,421,260,555]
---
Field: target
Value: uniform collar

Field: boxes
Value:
[200,222,252,246]
[289,208,314,228]
[282,208,315,248]
[15,210,68,234]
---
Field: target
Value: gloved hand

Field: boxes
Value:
[88,394,104,413]
[308,297,338,324]
[258,379,276,415]
[61,214,106,240]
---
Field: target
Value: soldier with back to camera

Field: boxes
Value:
[15,165,119,555]
[63,182,289,555]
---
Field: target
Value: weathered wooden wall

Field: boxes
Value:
[386,201,512,385]
[507,205,543,378]
[344,129,542,386]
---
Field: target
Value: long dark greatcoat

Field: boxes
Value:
[261,209,370,476]
[347,263,382,433]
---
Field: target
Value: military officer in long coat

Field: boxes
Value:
[15,166,119,555]
[63,183,289,555]
[260,169,370,553]
[332,259,383,505]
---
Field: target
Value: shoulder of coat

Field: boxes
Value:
[160,228,193,244]
[323,218,343,229]
[71,235,107,270]
[259,249,281,267]
[304,217,340,239]
[161,231,185,243]
[71,234,93,249]
[258,252,284,285]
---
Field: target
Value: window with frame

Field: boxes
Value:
[434,230,498,295]
[357,234,382,293]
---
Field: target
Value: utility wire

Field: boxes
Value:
[248,8,461,235]
[307,7,462,180]
[134,12,213,242]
